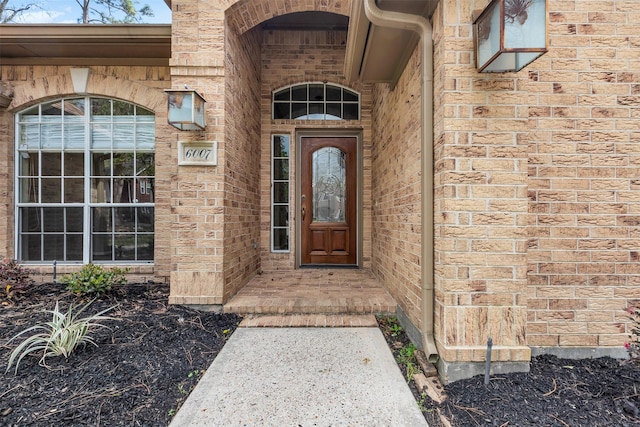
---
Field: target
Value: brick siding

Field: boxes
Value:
[0,65,172,283]
[259,28,373,272]
[432,0,639,361]
[371,47,424,334]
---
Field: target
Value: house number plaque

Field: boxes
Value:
[178,141,217,166]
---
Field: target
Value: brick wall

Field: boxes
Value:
[432,0,530,364]
[168,1,227,304]
[259,28,373,272]
[526,0,640,349]
[432,0,639,364]
[223,25,262,300]
[226,0,350,34]
[370,47,424,333]
[0,65,171,283]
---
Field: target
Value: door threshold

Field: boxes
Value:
[299,264,359,269]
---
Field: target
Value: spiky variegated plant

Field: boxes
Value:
[6,300,116,374]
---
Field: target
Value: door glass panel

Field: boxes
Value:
[312,147,346,222]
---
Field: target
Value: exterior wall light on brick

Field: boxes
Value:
[0,94,11,109]
[0,82,12,109]
[165,88,206,130]
[474,0,548,73]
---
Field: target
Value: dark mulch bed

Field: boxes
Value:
[441,355,640,427]
[1,282,240,427]
[378,316,640,427]
[2,283,639,427]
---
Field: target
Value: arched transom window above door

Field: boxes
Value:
[272,83,360,120]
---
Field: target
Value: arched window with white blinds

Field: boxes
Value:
[15,97,155,263]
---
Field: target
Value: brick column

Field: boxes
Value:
[432,0,530,381]
[168,0,227,304]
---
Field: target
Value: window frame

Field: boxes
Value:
[14,97,155,264]
[272,82,360,121]
[271,134,290,253]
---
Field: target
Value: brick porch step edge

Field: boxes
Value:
[239,314,379,327]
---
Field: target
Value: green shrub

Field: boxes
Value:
[61,264,128,296]
[0,257,34,299]
[6,300,116,374]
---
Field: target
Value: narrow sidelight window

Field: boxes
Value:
[271,134,290,252]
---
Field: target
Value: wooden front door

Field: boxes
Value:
[300,137,357,265]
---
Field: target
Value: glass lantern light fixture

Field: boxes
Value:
[473,0,548,73]
[165,88,206,130]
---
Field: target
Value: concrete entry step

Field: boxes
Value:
[224,269,397,315]
[239,314,379,327]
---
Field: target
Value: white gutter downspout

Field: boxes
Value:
[363,0,438,361]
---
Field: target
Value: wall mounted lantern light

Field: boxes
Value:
[165,88,206,130]
[474,0,548,73]
[0,93,11,109]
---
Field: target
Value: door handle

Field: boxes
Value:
[301,194,306,221]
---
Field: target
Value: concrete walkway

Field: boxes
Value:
[169,327,428,426]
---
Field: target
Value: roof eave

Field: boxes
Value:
[0,24,171,66]
[345,0,439,85]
